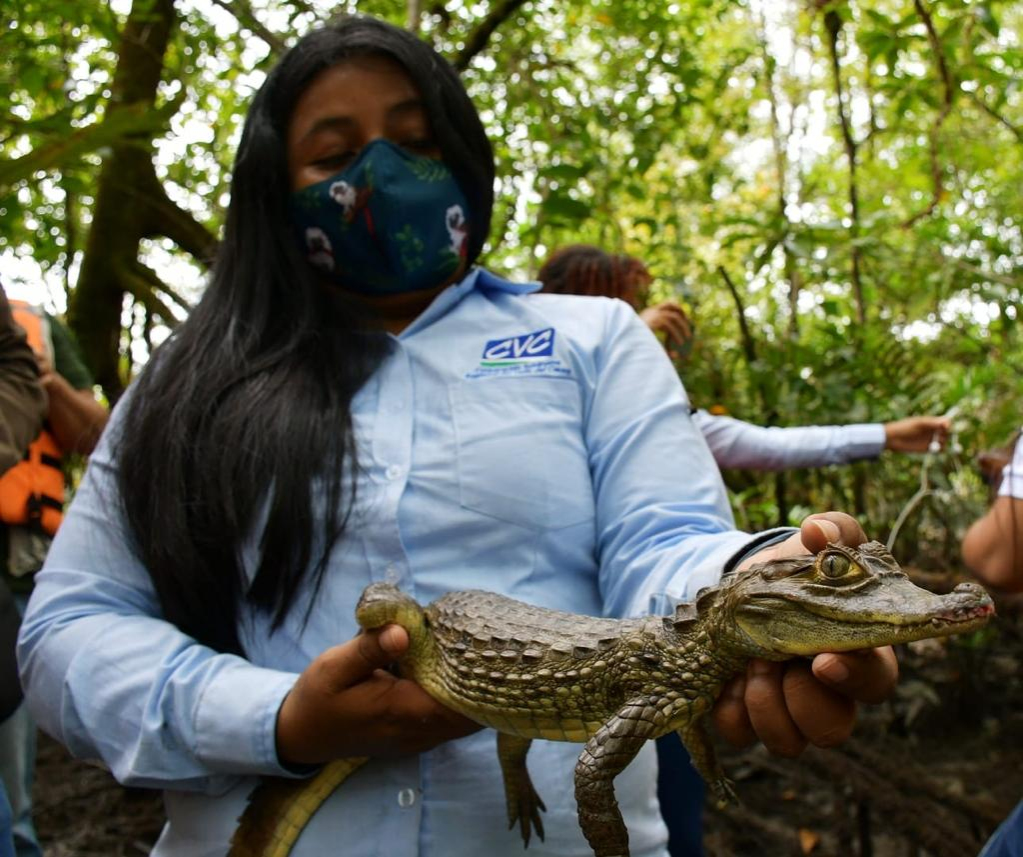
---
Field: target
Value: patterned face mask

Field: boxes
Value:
[290,139,472,295]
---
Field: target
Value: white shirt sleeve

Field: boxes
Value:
[997,432,1023,499]
[691,410,886,471]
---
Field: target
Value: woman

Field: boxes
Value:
[18,17,896,856]
[963,429,1023,592]
[538,244,950,471]
[966,429,1023,855]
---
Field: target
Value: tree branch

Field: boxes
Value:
[901,0,955,229]
[968,92,1023,144]
[823,7,865,325]
[951,259,1023,289]
[717,266,758,367]
[756,5,801,338]
[282,0,318,16]
[137,160,219,268]
[144,192,219,268]
[209,0,288,55]
[408,0,423,33]
[120,261,186,327]
[452,0,531,71]
[0,102,176,189]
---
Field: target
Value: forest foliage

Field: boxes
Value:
[1,0,1020,553]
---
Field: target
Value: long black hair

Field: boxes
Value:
[115,16,495,654]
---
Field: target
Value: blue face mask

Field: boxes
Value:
[290,139,472,295]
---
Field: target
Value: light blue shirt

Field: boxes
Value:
[692,410,886,471]
[18,268,782,857]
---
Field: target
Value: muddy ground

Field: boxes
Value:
[30,583,1023,857]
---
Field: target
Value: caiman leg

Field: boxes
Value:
[496,733,546,847]
[574,701,660,857]
[675,715,736,808]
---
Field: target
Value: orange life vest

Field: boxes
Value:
[0,302,64,536]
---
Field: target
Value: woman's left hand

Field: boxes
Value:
[711,513,900,756]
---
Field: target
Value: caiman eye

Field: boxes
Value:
[820,553,851,579]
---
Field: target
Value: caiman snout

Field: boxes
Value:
[952,581,989,597]
[934,582,995,624]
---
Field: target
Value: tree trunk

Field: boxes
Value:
[69,0,178,400]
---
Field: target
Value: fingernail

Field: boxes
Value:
[379,624,405,655]
[727,677,746,700]
[749,659,775,677]
[816,655,849,683]
[815,520,840,542]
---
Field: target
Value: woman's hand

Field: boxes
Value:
[712,513,900,757]
[638,301,693,362]
[275,624,481,767]
[883,415,951,453]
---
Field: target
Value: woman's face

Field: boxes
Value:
[287,54,442,191]
[286,54,468,332]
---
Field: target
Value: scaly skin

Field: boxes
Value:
[230,541,994,857]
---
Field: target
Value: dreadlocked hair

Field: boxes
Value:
[536,244,650,305]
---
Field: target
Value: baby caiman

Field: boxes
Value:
[229,541,994,857]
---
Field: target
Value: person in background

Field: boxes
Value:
[18,17,898,857]
[0,297,108,857]
[537,244,950,471]
[965,428,1023,855]
[536,243,949,856]
[964,429,1023,593]
[0,288,46,476]
[0,284,46,857]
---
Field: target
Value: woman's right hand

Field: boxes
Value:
[275,624,482,766]
[638,301,694,362]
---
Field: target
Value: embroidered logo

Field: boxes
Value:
[466,327,571,379]
[481,328,555,365]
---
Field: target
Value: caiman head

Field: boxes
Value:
[700,540,995,658]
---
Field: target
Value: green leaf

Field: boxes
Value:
[541,193,592,224]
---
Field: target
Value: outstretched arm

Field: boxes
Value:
[882,416,950,453]
[693,413,950,472]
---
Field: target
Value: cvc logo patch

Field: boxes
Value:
[465,327,570,379]
[481,328,555,364]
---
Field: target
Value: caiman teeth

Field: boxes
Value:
[930,601,995,625]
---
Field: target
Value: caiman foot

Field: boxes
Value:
[507,776,546,847]
[710,776,738,809]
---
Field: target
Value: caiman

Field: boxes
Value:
[229,541,994,857]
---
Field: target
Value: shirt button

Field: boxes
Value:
[397,788,416,808]
[385,464,403,480]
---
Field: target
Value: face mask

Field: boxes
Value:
[290,139,472,295]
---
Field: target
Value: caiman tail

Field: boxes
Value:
[228,757,367,857]
[229,583,434,857]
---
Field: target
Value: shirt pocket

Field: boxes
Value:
[450,378,595,531]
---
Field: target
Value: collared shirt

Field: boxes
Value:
[691,410,886,471]
[998,431,1023,499]
[19,268,777,857]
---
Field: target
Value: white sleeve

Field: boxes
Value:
[997,432,1023,499]
[692,410,886,471]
